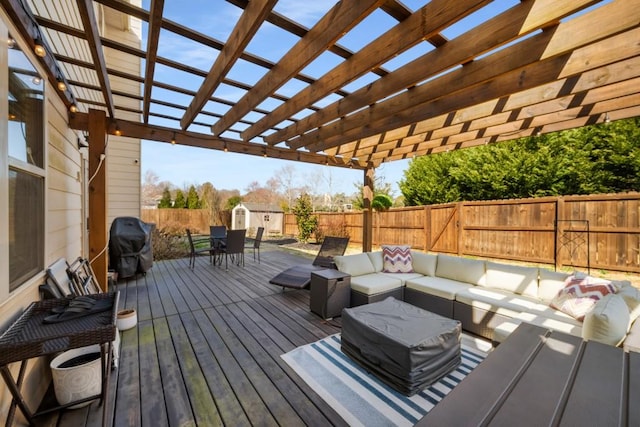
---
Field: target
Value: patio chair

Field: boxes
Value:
[186,229,219,269]
[269,236,350,290]
[210,225,227,248]
[223,229,247,269]
[246,227,264,263]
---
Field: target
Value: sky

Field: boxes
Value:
[138,0,532,196]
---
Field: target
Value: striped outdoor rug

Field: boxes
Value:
[282,334,488,427]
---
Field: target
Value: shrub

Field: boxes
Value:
[292,193,318,243]
[152,222,189,260]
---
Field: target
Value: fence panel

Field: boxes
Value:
[374,207,426,249]
[428,204,459,254]
[561,194,640,273]
[462,198,557,264]
[141,209,210,234]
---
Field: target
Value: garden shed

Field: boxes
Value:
[232,203,284,236]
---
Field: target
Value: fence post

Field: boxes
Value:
[424,205,431,252]
[555,196,564,270]
[457,201,464,256]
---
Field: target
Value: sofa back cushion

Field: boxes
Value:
[367,251,384,272]
[538,269,571,303]
[485,262,539,298]
[582,293,630,346]
[435,254,486,286]
[618,285,640,326]
[334,253,375,277]
[411,251,437,277]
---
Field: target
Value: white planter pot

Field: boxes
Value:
[116,309,137,331]
[50,345,102,408]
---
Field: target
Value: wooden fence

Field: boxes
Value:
[143,193,640,274]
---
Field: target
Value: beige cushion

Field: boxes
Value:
[350,273,403,295]
[538,269,570,303]
[485,262,538,298]
[624,318,640,353]
[617,285,640,326]
[366,251,384,272]
[582,293,630,346]
[380,272,423,285]
[454,287,523,318]
[405,276,473,300]
[436,254,486,286]
[411,251,437,277]
[516,312,583,336]
[334,253,375,277]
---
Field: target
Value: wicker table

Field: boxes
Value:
[0,292,119,427]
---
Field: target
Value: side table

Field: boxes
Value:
[310,270,351,319]
[0,292,118,427]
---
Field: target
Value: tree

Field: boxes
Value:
[292,193,318,243]
[173,189,186,208]
[158,186,172,208]
[186,185,200,209]
[399,118,640,205]
[372,194,393,211]
[226,195,242,210]
[352,171,394,210]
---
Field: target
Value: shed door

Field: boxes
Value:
[234,208,245,230]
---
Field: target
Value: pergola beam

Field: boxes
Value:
[211,0,385,137]
[142,0,164,123]
[243,0,489,142]
[77,0,115,118]
[68,112,371,169]
[276,0,605,148]
[180,0,277,130]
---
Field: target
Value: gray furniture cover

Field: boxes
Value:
[341,297,461,396]
[109,217,154,278]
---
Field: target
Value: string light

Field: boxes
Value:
[171,132,176,145]
[69,104,78,113]
[223,142,228,152]
[7,37,16,49]
[114,125,122,136]
[57,80,66,91]
[33,36,46,57]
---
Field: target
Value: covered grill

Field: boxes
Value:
[109,217,153,279]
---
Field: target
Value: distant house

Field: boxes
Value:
[232,203,284,236]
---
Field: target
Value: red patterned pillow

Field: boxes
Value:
[550,275,616,321]
[382,245,413,273]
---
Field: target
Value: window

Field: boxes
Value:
[6,32,45,291]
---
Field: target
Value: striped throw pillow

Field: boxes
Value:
[550,275,616,321]
[382,245,413,273]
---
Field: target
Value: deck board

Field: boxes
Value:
[55,243,346,426]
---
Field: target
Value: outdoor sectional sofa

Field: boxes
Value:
[333,250,640,351]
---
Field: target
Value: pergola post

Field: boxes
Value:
[88,109,108,291]
[362,167,374,252]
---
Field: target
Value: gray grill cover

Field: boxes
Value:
[341,297,461,395]
[109,217,153,278]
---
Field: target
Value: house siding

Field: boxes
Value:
[0,1,142,422]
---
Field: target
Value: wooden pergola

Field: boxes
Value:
[3,0,640,286]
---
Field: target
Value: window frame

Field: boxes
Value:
[1,20,48,298]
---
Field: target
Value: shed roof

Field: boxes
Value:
[237,202,283,213]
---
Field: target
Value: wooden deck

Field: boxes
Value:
[57,243,348,427]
